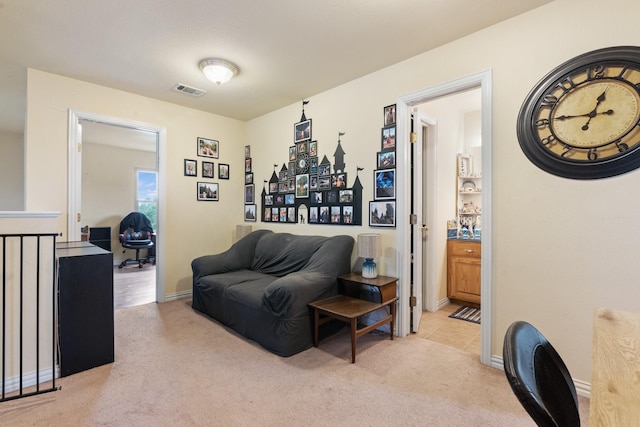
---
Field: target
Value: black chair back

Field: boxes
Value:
[503,321,580,427]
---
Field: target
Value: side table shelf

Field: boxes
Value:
[308,274,398,363]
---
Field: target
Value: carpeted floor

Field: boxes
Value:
[0,299,590,426]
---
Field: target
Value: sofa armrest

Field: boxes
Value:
[191,230,272,280]
[263,271,336,319]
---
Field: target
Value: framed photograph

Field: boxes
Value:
[343,206,354,224]
[310,156,318,174]
[271,207,279,222]
[311,191,323,204]
[319,206,329,223]
[381,125,396,151]
[309,207,319,223]
[369,201,396,227]
[294,119,311,143]
[245,145,251,159]
[330,206,341,223]
[264,208,271,221]
[245,158,252,173]
[269,182,278,193]
[374,168,396,200]
[377,151,396,168]
[218,163,229,179]
[197,182,218,201]
[318,176,331,190]
[309,140,318,156]
[275,195,284,204]
[278,182,288,193]
[332,173,347,188]
[197,137,219,158]
[289,146,296,161]
[245,173,253,184]
[244,204,256,222]
[297,141,308,154]
[339,189,353,203]
[384,104,396,126]
[310,175,319,191]
[265,195,274,206]
[279,207,287,222]
[201,161,214,178]
[287,177,295,192]
[295,174,309,198]
[287,207,296,223]
[285,194,295,205]
[318,164,330,177]
[327,191,338,204]
[288,161,296,176]
[279,169,287,181]
[184,159,197,177]
[244,184,255,204]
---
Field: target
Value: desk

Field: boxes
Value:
[590,307,640,426]
[309,274,398,363]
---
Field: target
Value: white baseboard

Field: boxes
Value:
[2,367,59,394]
[163,289,192,301]
[490,354,591,398]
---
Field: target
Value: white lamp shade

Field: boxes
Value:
[357,233,382,259]
[199,58,238,85]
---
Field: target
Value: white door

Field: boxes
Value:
[411,113,424,332]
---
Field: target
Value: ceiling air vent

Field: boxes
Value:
[172,83,206,97]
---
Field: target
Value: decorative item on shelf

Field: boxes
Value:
[235,224,252,242]
[358,233,382,279]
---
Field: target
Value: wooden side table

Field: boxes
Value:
[309,274,398,363]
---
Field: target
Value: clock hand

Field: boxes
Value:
[582,88,608,130]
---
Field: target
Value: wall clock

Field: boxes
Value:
[517,46,640,179]
[296,151,310,174]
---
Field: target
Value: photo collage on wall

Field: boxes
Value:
[369,104,396,227]
[260,101,363,225]
[244,145,256,221]
[186,137,228,202]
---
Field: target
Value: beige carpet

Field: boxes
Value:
[0,299,590,426]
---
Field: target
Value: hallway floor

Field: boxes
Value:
[416,302,481,356]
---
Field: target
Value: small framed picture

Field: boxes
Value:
[311,191,323,204]
[309,141,318,156]
[370,200,396,227]
[197,137,219,158]
[278,182,288,193]
[289,146,297,161]
[201,161,214,178]
[310,157,318,174]
[339,189,353,203]
[318,164,330,177]
[332,173,347,189]
[297,141,308,154]
[295,174,309,198]
[279,207,287,222]
[197,182,218,201]
[318,176,331,190]
[245,173,253,184]
[245,184,255,204]
[245,145,251,159]
[264,207,271,221]
[218,163,230,180]
[310,175,319,191]
[288,161,296,176]
[374,168,396,200]
[244,204,256,222]
[377,151,396,168]
[265,195,274,206]
[330,206,341,223]
[285,194,295,205]
[287,207,296,223]
[269,182,278,194]
[343,206,354,224]
[309,206,319,223]
[381,126,396,151]
[184,159,197,177]
[319,206,329,223]
[271,207,279,222]
[384,104,396,126]
[245,158,252,173]
[294,119,311,143]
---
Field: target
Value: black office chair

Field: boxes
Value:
[118,212,155,269]
[502,321,580,427]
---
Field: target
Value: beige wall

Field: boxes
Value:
[0,130,24,210]
[21,0,640,386]
[245,0,640,385]
[25,69,245,297]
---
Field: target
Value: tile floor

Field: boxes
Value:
[416,302,481,356]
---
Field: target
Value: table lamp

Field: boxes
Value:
[358,233,382,279]
[235,224,252,242]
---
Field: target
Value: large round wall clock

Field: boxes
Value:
[517,46,640,179]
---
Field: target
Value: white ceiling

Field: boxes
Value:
[0,0,551,134]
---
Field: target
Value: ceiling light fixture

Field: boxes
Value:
[199,58,239,85]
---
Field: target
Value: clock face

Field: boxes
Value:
[296,152,310,174]
[517,46,640,179]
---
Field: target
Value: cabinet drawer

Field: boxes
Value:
[448,240,481,258]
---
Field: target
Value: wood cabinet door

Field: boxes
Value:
[447,240,481,304]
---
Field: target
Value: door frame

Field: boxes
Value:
[67,109,168,302]
[396,70,493,365]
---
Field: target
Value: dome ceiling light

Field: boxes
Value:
[199,58,239,85]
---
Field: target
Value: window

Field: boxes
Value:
[136,169,157,230]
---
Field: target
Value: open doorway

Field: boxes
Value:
[67,110,167,305]
[396,70,493,365]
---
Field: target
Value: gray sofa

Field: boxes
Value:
[191,230,354,356]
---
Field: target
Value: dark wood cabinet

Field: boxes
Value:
[57,242,114,377]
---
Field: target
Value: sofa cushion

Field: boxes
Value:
[251,233,330,276]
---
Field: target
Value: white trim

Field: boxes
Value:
[163,290,192,302]
[0,211,60,218]
[491,355,591,398]
[67,109,167,303]
[397,70,493,365]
